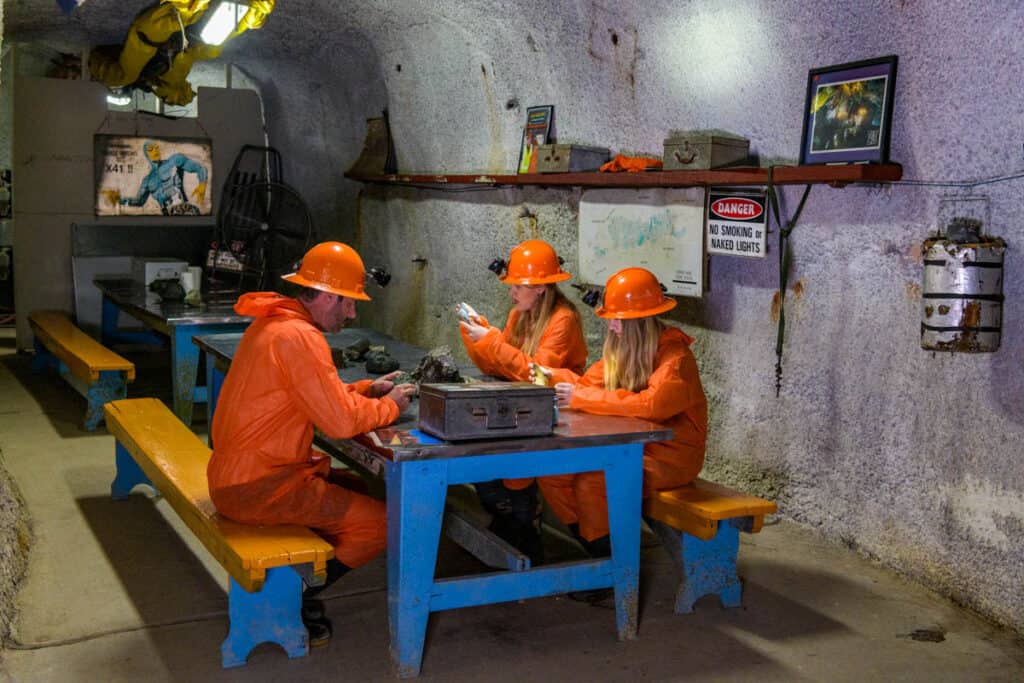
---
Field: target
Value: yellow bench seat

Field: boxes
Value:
[643,477,777,614]
[644,477,777,541]
[104,397,332,593]
[29,310,135,430]
[105,398,334,667]
[30,311,135,383]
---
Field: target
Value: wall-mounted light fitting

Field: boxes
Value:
[106,89,132,106]
[200,2,247,46]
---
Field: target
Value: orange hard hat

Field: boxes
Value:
[595,267,677,319]
[499,239,571,285]
[281,241,371,301]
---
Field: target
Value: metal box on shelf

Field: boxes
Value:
[418,382,555,441]
[663,132,749,170]
[536,144,610,173]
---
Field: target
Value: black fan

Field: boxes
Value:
[215,180,315,291]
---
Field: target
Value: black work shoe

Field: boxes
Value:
[304,615,333,648]
[302,598,325,622]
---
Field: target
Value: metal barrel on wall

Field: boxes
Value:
[921,225,1006,352]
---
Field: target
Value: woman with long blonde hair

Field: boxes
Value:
[538,267,708,560]
[459,239,587,562]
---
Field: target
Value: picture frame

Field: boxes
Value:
[799,55,897,165]
[94,135,213,216]
[517,105,554,174]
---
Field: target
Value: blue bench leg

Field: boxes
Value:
[653,518,743,614]
[111,442,155,499]
[222,566,307,668]
[31,338,56,374]
[84,370,129,431]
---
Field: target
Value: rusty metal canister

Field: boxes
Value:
[921,235,1005,352]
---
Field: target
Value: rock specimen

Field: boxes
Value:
[411,345,463,384]
[330,348,348,368]
[391,371,416,386]
[365,345,400,374]
[344,337,371,362]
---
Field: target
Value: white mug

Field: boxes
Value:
[180,271,197,294]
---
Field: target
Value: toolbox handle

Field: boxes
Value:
[471,400,531,429]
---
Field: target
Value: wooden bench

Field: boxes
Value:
[104,398,334,668]
[29,310,135,430]
[643,478,777,614]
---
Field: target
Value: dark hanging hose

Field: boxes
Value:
[765,166,812,397]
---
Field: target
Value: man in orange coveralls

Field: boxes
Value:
[207,241,416,646]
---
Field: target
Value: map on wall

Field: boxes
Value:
[578,187,706,298]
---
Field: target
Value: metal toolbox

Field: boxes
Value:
[663,132,749,170]
[536,144,610,173]
[418,382,555,441]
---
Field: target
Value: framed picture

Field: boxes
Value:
[517,105,554,174]
[94,135,213,216]
[799,55,897,165]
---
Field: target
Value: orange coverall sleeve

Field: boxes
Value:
[569,353,703,423]
[348,379,376,396]
[277,329,399,439]
[465,308,585,381]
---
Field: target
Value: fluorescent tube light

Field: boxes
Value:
[106,92,132,106]
[200,2,245,46]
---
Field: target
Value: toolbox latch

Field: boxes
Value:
[472,399,531,429]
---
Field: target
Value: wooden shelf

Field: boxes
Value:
[345,163,903,189]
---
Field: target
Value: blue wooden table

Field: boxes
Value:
[195,330,671,678]
[95,277,250,426]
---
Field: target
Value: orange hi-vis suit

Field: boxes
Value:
[539,326,708,541]
[207,292,399,568]
[461,304,587,491]
[460,305,588,382]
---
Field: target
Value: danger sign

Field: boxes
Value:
[706,190,767,258]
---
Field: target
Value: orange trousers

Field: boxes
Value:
[210,458,386,568]
[537,454,699,541]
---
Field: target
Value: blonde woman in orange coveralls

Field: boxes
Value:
[458,239,587,562]
[538,267,708,568]
[207,241,416,646]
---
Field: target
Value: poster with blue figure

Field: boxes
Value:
[95,135,213,217]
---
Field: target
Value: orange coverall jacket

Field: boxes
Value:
[540,326,708,540]
[207,293,399,567]
[459,304,588,381]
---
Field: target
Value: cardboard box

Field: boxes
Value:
[536,144,610,173]
[132,257,188,286]
[663,132,749,170]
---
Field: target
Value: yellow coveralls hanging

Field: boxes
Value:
[88,0,274,106]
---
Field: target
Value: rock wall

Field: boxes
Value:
[0,453,31,643]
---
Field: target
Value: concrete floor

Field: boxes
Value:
[0,327,1022,682]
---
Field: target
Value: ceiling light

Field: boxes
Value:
[200,2,246,46]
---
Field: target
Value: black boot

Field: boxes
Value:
[476,480,544,564]
[568,532,613,604]
[301,559,351,646]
